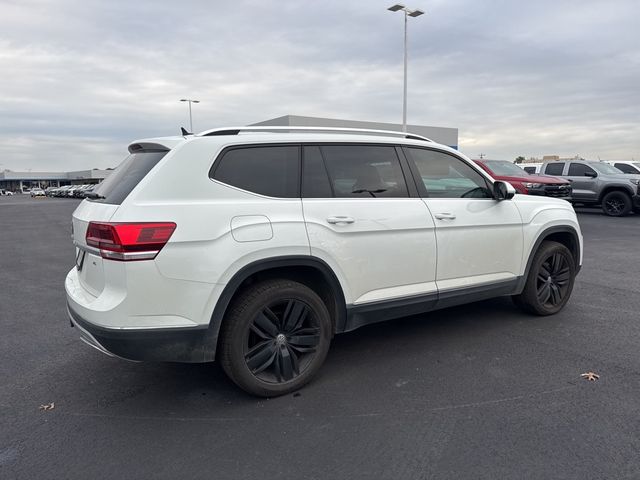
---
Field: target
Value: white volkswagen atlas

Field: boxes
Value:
[66,126,583,396]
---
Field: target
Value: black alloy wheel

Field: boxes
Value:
[244,299,320,383]
[535,252,571,308]
[601,191,631,217]
[513,240,576,315]
[219,279,331,397]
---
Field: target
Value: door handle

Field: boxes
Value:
[327,216,355,224]
[434,213,456,220]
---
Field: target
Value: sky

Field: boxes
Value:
[0,0,639,171]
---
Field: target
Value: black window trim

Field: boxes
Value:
[209,143,302,199]
[401,146,495,199]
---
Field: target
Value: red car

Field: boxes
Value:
[474,159,572,200]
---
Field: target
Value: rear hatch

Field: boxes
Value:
[72,148,169,297]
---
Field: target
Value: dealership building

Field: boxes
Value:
[0,169,112,193]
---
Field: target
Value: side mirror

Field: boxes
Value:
[493,181,516,201]
[585,171,597,178]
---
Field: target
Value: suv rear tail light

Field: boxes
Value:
[85,222,176,261]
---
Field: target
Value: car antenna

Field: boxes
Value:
[181,127,193,136]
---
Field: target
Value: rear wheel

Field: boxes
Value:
[513,241,576,315]
[601,191,631,217]
[219,279,332,397]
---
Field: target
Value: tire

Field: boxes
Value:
[513,241,576,316]
[219,279,332,397]
[601,191,632,217]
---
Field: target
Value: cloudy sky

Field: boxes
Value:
[1,0,638,171]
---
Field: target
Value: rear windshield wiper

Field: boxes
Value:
[85,192,106,200]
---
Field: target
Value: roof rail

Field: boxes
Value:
[197,126,433,142]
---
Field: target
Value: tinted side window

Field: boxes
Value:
[614,163,636,174]
[406,148,492,198]
[567,163,596,176]
[302,146,332,198]
[320,145,408,198]
[544,163,565,175]
[211,146,299,198]
[523,166,536,174]
[90,151,168,205]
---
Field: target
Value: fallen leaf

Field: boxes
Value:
[39,402,55,411]
[580,372,600,382]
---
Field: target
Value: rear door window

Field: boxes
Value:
[211,146,299,198]
[319,145,408,198]
[89,151,168,204]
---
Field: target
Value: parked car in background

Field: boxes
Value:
[66,185,80,197]
[541,160,640,216]
[604,161,640,175]
[1,189,14,196]
[53,185,73,197]
[521,163,543,174]
[30,188,46,197]
[474,159,572,200]
[74,184,95,198]
[79,185,97,198]
[66,126,583,396]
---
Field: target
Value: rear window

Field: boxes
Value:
[89,151,168,204]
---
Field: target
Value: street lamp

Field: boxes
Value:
[387,4,424,132]
[180,98,200,133]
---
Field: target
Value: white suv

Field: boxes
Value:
[66,127,583,396]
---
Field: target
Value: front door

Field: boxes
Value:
[565,162,598,202]
[403,147,524,293]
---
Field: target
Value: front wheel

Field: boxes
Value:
[601,191,631,217]
[513,241,576,315]
[219,279,332,397]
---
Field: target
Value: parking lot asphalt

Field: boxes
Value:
[1,195,639,480]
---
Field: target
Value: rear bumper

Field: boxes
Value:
[67,304,213,363]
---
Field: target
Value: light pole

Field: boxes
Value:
[180,98,200,132]
[387,4,424,132]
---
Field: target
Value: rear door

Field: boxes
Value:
[301,144,437,306]
[403,147,523,293]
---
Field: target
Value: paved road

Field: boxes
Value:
[1,196,639,479]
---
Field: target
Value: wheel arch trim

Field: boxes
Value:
[204,256,347,360]
[517,225,581,293]
[597,186,634,203]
